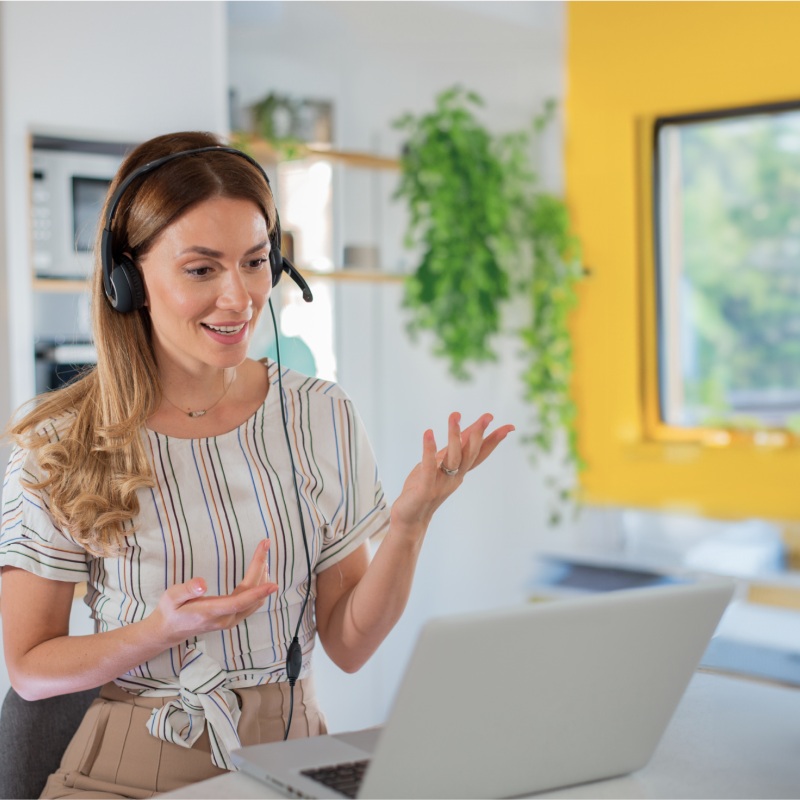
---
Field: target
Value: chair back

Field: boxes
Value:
[0,686,101,799]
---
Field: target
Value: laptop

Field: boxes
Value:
[232,579,735,799]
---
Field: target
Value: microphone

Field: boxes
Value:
[282,257,314,303]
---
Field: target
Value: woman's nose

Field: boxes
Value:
[217,270,252,311]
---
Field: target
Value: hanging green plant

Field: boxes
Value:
[519,193,583,471]
[393,88,512,380]
[496,104,585,474]
[394,88,584,489]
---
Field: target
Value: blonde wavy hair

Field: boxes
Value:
[7,131,277,556]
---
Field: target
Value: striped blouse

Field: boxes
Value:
[0,361,391,769]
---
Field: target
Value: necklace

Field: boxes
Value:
[161,368,236,418]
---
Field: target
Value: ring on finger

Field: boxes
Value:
[438,460,460,477]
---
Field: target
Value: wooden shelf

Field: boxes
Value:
[32,270,407,294]
[242,136,401,172]
[33,277,91,293]
[299,268,406,283]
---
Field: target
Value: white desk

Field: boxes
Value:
[160,671,800,799]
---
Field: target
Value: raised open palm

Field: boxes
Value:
[390,412,515,529]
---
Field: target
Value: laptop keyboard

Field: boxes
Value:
[300,759,370,798]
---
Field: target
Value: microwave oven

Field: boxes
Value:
[31,135,136,279]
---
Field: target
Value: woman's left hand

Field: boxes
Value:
[390,413,515,534]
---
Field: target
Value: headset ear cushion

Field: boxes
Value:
[112,256,145,313]
[270,251,283,287]
[270,233,284,287]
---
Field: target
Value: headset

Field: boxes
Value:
[102,145,313,740]
[101,145,313,313]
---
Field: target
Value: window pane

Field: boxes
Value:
[658,108,800,430]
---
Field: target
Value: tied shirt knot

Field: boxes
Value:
[145,645,242,770]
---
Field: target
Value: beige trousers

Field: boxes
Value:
[40,676,327,799]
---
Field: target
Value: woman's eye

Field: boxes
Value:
[246,258,268,269]
[187,266,212,277]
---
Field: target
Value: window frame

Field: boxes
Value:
[639,99,800,450]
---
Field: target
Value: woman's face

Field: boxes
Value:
[138,195,272,374]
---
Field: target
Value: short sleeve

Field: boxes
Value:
[315,399,390,572]
[1,445,90,582]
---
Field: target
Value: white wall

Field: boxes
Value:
[0,0,228,700]
[229,1,571,732]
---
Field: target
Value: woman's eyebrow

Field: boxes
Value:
[175,240,269,259]
[244,240,269,256]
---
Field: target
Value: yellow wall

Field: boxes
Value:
[567,1,800,520]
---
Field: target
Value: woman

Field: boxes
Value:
[0,131,513,799]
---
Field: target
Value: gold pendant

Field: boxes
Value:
[188,410,207,418]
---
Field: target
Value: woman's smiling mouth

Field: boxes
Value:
[200,321,250,345]
[201,322,247,335]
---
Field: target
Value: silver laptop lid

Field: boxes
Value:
[360,579,735,799]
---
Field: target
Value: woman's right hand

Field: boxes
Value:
[147,538,279,649]
[1,541,279,702]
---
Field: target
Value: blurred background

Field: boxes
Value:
[2,1,800,732]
